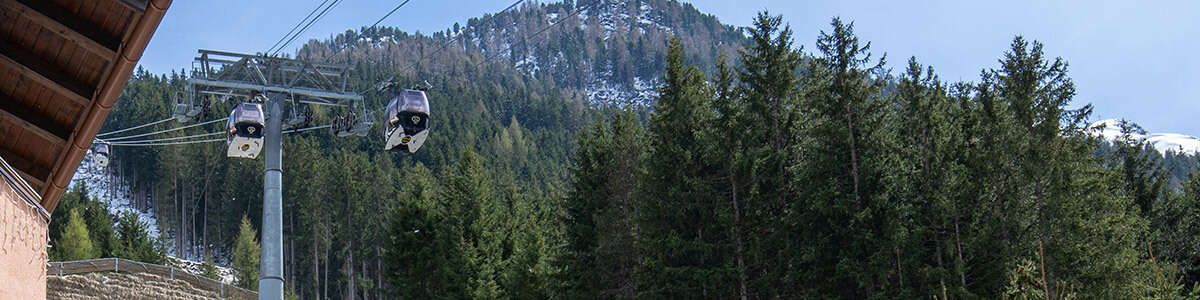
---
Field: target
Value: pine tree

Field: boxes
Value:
[636,36,734,298]
[234,215,261,290]
[565,109,645,298]
[201,252,221,280]
[385,163,467,299]
[1156,167,1200,286]
[57,208,98,261]
[114,211,165,264]
[977,36,1153,298]
[890,57,974,297]
[793,16,893,297]
[733,12,803,297]
[440,149,508,298]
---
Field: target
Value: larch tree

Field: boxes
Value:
[233,215,261,290]
[57,208,98,261]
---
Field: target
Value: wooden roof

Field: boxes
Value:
[0,0,170,212]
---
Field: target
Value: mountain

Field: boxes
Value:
[70,1,1200,298]
[302,0,747,107]
[1087,118,1200,155]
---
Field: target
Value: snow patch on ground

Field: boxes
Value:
[586,76,659,107]
[168,256,237,285]
[71,152,161,241]
[356,35,395,47]
[72,151,237,284]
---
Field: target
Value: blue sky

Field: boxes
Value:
[139,0,1199,134]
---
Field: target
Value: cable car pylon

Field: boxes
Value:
[186,49,362,300]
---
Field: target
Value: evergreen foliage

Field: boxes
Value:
[57,208,98,261]
[69,2,1200,298]
[201,252,221,280]
[233,215,261,290]
[114,211,166,264]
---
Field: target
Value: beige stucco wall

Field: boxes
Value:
[0,160,48,300]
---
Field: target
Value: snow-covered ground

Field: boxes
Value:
[71,151,161,240]
[1088,118,1200,155]
[168,256,237,284]
[70,151,236,284]
[586,76,659,107]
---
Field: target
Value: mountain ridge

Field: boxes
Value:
[1088,118,1200,155]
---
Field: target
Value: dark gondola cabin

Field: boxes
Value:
[383,89,431,153]
[94,143,110,168]
[227,102,265,159]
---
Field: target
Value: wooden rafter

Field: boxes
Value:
[0,102,67,146]
[116,0,148,13]
[0,148,49,188]
[0,0,118,61]
[0,38,92,107]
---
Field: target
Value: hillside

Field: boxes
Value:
[300,0,746,107]
[54,0,1200,299]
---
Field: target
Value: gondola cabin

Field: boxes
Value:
[94,143,110,168]
[227,102,265,159]
[383,89,431,153]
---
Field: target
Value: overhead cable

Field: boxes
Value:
[273,0,345,56]
[102,117,229,141]
[267,0,335,54]
[105,125,332,147]
[95,117,176,137]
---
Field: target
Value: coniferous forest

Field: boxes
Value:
[47,1,1200,299]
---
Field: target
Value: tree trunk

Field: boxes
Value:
[361,260,369,300]
[323,243,329,300]
[954,219,966,288]
[376,247,383,300]
[730,167,748,300]
[846,103,862,205]
[346,242,356,300]
[312,231,320,300]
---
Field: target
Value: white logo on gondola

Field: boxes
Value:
[411,116,421,123]
[247,127,256,134]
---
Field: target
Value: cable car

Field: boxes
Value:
[227,102,265,159]
[383,89,430,153]
[94,143,110,168]
[173,88,204,122]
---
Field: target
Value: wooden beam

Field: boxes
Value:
[0,147,49,188]
[0,0,118,60]
[0,102,68,146]
[10,161,45,191]
[0,38,92,106]
[117,0,148,13]
[0,93,72,140]
[9,0,122,54]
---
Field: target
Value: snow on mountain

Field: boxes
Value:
[71,151,236,284]
[587,75,659,107]
[71,151,162,240]
[1087,118,1200,155]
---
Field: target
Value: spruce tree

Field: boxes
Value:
[201,252,221,280]
[793,16,893,297]
[1156,167,1200,286]
[565,109,645,298]
[114,211,165,264]
[734,12,803,297]
[233,215,261,290]
[978,36,1153,298]
[637,36,734,298]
